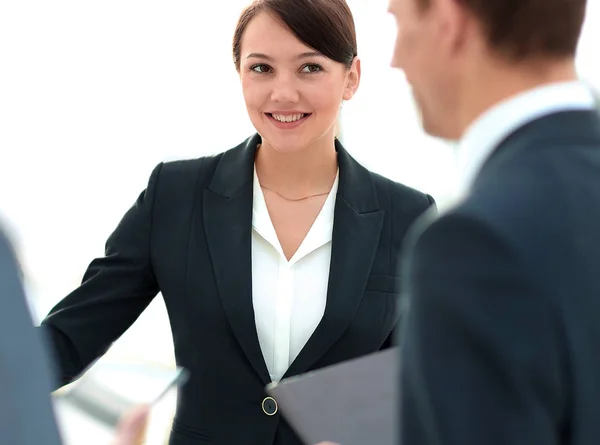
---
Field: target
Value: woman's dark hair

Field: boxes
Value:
[233,0,358,70]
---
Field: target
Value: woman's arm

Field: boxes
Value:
[41,164,164,387]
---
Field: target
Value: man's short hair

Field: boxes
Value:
[418,0,587,60]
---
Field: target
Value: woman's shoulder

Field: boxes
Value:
[158,136,254,183]
[160,152,224,176]
[369,171,435,210]
[337,140,435,211]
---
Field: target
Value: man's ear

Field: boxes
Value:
[436,0,470,56]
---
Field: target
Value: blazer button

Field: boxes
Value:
[262,396,278,416]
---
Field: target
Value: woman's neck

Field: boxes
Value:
[255,137,338,197]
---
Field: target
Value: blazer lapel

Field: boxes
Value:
[284,140,384,377]
[203,134,272,385]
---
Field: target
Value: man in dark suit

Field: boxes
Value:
[0,226,149,445]
[387,0,600,444]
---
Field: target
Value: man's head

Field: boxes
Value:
[388,0,587,139]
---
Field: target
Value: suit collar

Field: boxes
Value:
[203,134,383,383]
[334,138,380,214]
[207,134,259,198]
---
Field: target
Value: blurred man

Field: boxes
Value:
[0,228,149,445]
[320,0,600,444]
[389,0,600,444]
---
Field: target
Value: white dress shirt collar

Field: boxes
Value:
[252,167,339,265]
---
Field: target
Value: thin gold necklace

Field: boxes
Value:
[256,142,336,201]
[260,173,336,202]
[260,185,331,202]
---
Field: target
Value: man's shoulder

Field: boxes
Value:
[474,116,600,209]
[444,143,600,266]
[467,139,600,228]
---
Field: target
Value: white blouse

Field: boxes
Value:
[251,167,339,382]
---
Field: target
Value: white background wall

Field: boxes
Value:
[1,1,599,443]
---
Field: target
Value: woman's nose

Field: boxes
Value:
[270,74,300,104]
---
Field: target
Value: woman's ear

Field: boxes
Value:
[343,57,361,100]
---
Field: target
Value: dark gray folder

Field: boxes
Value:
[266,347,398,445]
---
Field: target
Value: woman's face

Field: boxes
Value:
[238,11,360,153]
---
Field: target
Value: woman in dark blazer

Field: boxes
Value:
[41,0,434,444]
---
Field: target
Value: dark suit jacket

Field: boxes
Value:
[0,229,63,445]
[400,109,600,445]
[41,134,434,445]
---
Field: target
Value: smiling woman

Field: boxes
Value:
[234,0,359,158]
[232,1,364,261]
[37,1,435,445]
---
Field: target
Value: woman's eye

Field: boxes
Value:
[251,64,272,73]
[301,64,322,73]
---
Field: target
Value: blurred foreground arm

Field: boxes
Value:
[0,228,151,445]
[0,230,63,444]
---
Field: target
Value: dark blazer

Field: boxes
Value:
[41,134,434,445]
[400,109,600,445]
[0,229,63,445]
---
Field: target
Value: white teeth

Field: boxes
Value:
[272,113,306,123]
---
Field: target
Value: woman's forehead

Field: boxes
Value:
[240,12,318,58]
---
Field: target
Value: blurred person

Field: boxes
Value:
[38,1,435,444]
[389,0,600,444]
[0,227,150,445]
[319,0,600,444]
[0,228,62,444]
